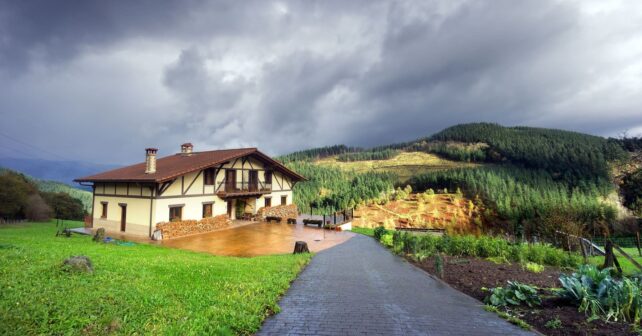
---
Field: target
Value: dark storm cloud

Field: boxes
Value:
[0,0,641,164]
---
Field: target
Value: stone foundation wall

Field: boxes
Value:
[155,214,231,239]
[257,204,298,222]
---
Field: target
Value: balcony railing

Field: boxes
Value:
[216,180,272,196]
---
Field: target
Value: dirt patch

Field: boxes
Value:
[353,193,483,234]
[412,257,637,336]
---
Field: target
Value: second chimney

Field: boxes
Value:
[181,143,193,154]
[145,148,158,174]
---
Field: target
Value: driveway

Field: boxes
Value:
[259,234,535,336]
[157,222,354,257]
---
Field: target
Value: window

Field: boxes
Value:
[265,197,271,207]
[100,202,108,218]
[281,195,287,205]
[169,206,183,221]
[264,171,272,184]
[204,168,216,185]
[202,203,213,218]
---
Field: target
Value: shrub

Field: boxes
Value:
[445,235,477,257]
[485,281,542,308]
[380,233,394,247]
[373,231,579,268]
[476,236,510,259]
[525,244,547,265]
[523,262,544,273]
[373,226,389,240]
[543,248,564,267]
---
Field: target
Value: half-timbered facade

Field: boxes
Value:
[75,144,305,237]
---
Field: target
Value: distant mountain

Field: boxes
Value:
[0,157,119,188]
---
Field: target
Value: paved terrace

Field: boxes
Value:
[74,221,354,257]
[259,234,535,336]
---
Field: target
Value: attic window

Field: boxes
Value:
[204,168,216,185]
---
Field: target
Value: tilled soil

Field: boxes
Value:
[411,256,637,336]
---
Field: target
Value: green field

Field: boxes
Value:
[0,221,310,335]
[589,247,642,275]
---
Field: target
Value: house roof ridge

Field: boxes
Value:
[74,146,304,183]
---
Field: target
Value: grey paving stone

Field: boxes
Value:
[258,234,535,336]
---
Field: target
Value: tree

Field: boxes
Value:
[0,170,38,219]
[24,194,52,221]
[41,192,86,220]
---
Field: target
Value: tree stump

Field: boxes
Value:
[93,228,105,242]
[293,241,310,254]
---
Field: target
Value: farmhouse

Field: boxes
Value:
[74,144,305,238]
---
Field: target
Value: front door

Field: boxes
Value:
[120,204,127,232]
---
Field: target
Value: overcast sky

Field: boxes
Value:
[1,0,641,165]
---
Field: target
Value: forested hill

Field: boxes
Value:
[425,123,628,183]
[279,123,640,228]
[0,168,92,211]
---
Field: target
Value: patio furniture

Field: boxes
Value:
[303,219,323,228]
[266,216,282,223]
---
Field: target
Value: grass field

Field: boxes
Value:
[0,221,311,335]
[589,247,642,275]
[315,151,477,181]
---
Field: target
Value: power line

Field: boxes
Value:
[0,131,71,161]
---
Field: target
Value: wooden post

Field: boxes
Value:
[603,240,614,269]
[603,240,623,273]
[614,244,642,272]
[635,231,642,257]
[579,238,588,264]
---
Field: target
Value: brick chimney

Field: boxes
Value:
[181,143,193,154]
[145,148,158,174]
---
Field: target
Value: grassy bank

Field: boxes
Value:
[0,221,311,335]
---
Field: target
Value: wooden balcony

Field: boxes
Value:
[216,181,272,198]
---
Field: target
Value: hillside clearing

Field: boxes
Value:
[315,151,477,181]
[0,221,310,335]
[353,193,482,235]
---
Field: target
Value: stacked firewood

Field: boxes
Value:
[156,214,231,239]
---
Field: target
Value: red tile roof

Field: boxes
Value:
[74,147,305,183]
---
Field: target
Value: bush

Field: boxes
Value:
[476,236,510,259]
[523,262,544,273]
[380,233,393,247]
[373,231,580,268]
[373,226,389,240]
[525,244,547,265]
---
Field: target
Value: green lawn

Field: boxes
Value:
[349,226,375,237]
[589,247,642,275]
[0,221,311,335]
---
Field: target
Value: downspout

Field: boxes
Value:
[148,185,155,238]
[90,184,96,228]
